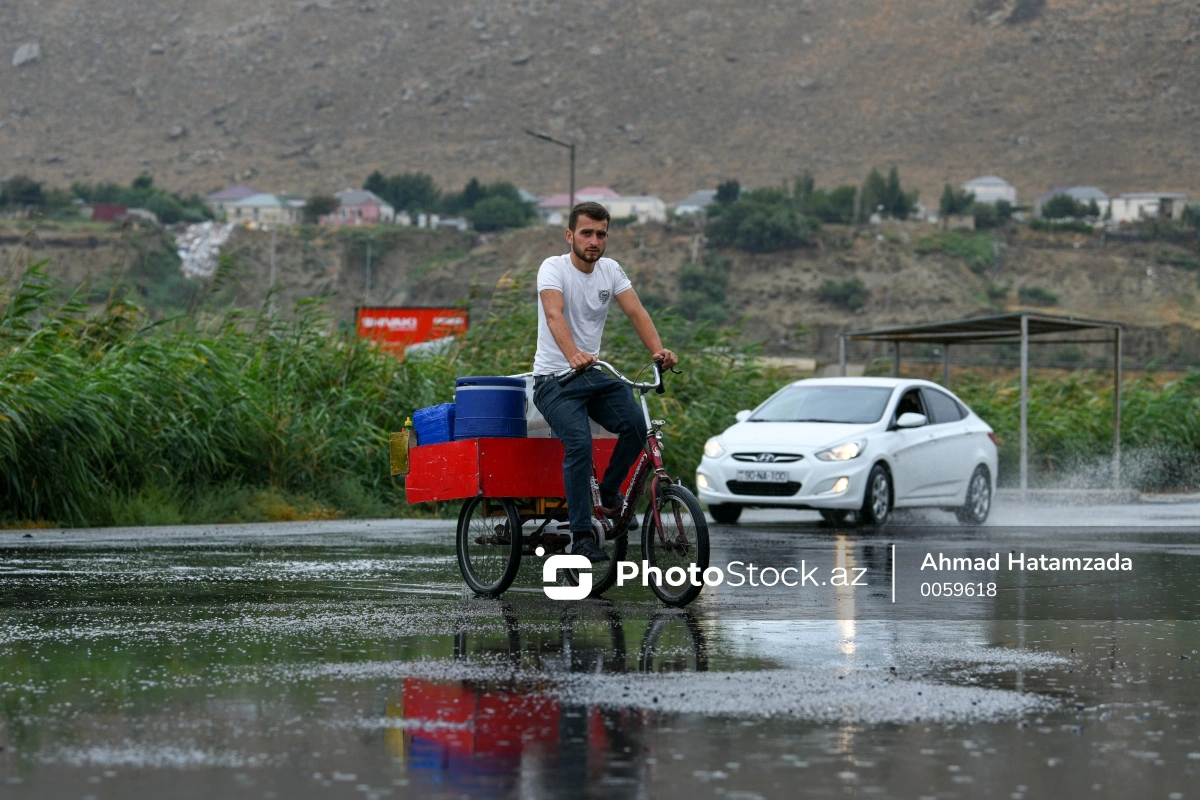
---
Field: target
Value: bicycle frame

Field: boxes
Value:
[574,361,681,547]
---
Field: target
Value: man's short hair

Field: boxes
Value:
[568,201,610,231]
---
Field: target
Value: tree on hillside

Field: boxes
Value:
[426,179,534,231]
[715,179,741,205]
[861,169,887,219]
[304,194,339,224]
[995,199,1015,223]
[1041,194,1085,220]
[364,171,440,212]
[939,184,975,217]
[364,171,388,198]
[1182,204,1200,229]
[467,194,535,232]
[883,166,915,219]
[808,185,856,224]
[705,187,818,252]
[442,178,487,215]
[793,171,815,207]
[0,175,45,208]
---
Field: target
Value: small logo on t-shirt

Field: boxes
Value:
[598,289,611,303]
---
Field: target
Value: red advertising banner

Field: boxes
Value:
[355,307,468,354]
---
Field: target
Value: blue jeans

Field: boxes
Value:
[533,370,648,534]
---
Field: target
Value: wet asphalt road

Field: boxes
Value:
[2,496,1199,799]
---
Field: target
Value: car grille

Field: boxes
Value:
[726,480,802,497]
[732,453,803,463]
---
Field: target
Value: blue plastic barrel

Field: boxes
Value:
[453,376,528,439]
[412,403,455,446]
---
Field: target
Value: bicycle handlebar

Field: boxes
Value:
[554,359,676,393]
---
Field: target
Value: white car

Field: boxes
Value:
[695,377,997,526]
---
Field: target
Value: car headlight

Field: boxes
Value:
[703,437,726,458]
[815,439,866,462]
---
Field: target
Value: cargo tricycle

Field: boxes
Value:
[402,361,709,607]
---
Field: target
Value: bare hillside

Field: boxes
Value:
[2,0,1198,203]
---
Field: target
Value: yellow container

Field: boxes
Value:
[389,429,410,476]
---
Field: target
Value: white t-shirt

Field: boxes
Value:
[533,254,633,375]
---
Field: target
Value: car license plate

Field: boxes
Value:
[736,470,789,483]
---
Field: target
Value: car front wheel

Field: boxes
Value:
[708,503,742,524]
[859,464,891,526]
[956,466,992,525]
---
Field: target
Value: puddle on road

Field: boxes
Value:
[2,530,1199,798]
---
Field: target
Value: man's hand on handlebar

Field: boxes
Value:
[653,349,678,370]
[567,350,597,370]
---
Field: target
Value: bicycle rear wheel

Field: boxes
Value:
[456,496,522,597]
[641,484,709,607]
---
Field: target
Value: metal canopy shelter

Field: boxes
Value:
[838,312,1124,490]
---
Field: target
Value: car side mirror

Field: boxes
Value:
[895,412,928,429]
[735,410,752,422]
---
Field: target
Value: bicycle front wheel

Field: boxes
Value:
[642,484,709,607]
[456,496,522,597]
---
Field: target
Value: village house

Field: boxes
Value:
[204,185,263,220]
[605,195,667,224]
[321,189,396,227]
[1107,192,1189,224]
[535,186,666,225]
[226,193,302,226]
[673,189,718,216]
[536,186,620,225]
[961,175,1017,205]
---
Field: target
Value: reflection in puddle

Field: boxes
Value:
[369,606,704,799]
[4,531,1198,799]
[392,678,649,798]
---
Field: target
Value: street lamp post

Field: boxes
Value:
[524,129,575,211]
[364,234,374,306]
[263,224,277,316]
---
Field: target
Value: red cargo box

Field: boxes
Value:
[405,438,618,504]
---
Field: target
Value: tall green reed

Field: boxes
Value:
[0,264,437,524]
[6,259,1195,527]
[955,371,1200,489]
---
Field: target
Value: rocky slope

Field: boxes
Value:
[2,0,1197,205]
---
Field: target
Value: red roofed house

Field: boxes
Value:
[536,186,620,225]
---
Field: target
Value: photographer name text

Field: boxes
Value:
[920,551,1133,572]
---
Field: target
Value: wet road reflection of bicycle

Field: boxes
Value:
[389,605,707,798]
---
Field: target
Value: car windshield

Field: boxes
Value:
[749,385,894,424]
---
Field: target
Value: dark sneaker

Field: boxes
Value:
[601,490,639,532]
[572,535,610,563]
[600,488,624,510]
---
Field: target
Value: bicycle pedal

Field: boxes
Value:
[542,532,571,550]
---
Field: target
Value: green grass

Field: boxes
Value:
[914,230,995,274]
